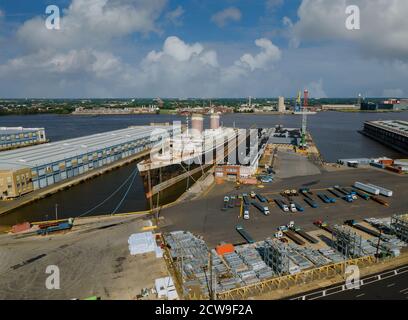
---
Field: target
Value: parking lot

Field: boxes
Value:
[161,168,408,247]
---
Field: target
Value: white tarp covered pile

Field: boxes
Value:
[155,276,179,300]
[128,232,157,255]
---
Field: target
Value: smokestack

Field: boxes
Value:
[191,113,203,136]
[210,113,220,130]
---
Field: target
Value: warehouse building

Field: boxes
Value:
[270,126,301,146]
[360,99,408,111]
[0,127,46,151]
[0,126,172,199]
[362,120,408,155]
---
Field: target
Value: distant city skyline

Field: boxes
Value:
[0,0,407,98]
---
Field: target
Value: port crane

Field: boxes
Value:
[300,89,308,148]
[295,91,302,113]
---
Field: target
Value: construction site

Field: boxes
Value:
[158,211,408,300]
[1,90,408,301]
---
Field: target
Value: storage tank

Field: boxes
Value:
[191,114,203,135]
[210,113,220,130]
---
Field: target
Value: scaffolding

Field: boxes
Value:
[332,225,376,258]
[216,255,376,300]
[263,239,290,275]
[391,214,408,243]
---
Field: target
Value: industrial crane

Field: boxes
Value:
[300,89,309,149]
[295,91,302,112]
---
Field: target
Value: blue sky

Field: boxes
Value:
[0,0,407,98]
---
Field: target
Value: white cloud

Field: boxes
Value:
[165,5,184,26]
[17,0,168,50]
[236,38,281,71]
[305,79,327,99]
[160,36,203,62]
[291,0,408,61]
[1,0,407,98]
[211,7,242,27]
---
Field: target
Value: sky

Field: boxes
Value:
[0,0,407,98]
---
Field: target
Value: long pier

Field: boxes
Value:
[0,149,151,216]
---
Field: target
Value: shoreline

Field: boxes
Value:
[1,110,407,117]
[0,149,151,217]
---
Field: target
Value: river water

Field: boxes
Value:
[0,112,407,225]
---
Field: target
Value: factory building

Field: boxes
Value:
[362,120,408,155]
[0,127,46,151]
[360,99,408,111]
[0,126,172,199]
[270,125,302,146]
[191,114,204,136]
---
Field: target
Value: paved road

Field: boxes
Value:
[290,265,408,300]
[161,168,408,247]
[321,271,408,300]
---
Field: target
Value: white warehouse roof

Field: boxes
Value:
[0,126,171,171]
[0,127,45,135]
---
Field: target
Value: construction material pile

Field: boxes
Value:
[128,232,157,255]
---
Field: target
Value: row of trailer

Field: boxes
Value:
[274,182,393,213]
[223,180,393,218]
[222,192,271,220]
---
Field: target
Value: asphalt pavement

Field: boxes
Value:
[161,168,408,247]
[289,265,408,300]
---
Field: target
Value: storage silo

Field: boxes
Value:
[191,114,204,135]
[210,113,220,130]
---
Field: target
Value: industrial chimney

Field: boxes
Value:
[210,113,220,130]
[191,113,204,136]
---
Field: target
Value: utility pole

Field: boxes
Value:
[209,251,213,300]
[147,170,153,211]
[375,230,383,262]
[155,167,162,226]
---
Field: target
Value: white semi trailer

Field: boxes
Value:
[354,182,380,195]
[366,183,393,197]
